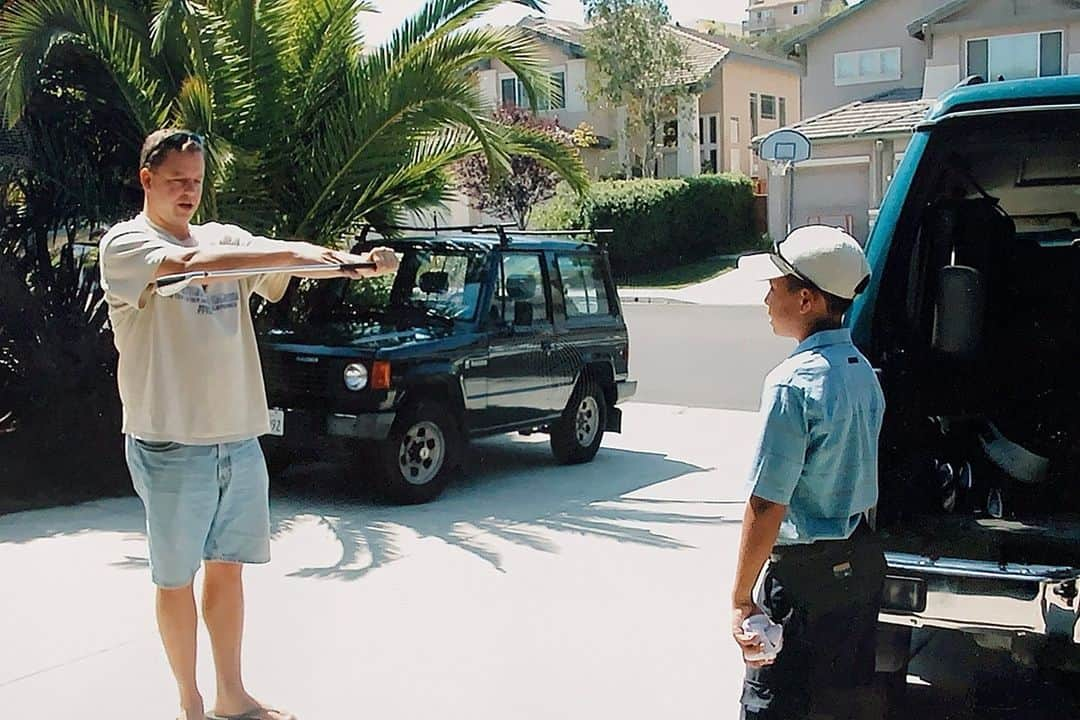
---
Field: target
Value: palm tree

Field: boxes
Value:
[0,0,588,243]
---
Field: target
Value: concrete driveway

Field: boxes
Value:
[0,403,761,720]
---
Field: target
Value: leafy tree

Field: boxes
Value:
[582,0,690,178]
[0,40,138,507]
[455,106,590,228]
[0,0,590,243]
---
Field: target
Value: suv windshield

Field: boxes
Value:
[291,247,489,325]
[390,249,487,321]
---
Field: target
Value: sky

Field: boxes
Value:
[360,1,753,46]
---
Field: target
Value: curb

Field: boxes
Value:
[618,294,696,305]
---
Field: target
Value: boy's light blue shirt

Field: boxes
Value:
[748,328,885,545]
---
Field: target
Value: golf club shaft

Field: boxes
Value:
[156,261,378,288]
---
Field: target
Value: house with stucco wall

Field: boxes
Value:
[476,17,802,186]
[761,0,1080,243]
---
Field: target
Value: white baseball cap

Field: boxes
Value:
[737,225,871,300]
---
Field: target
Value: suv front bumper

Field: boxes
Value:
[267,407,396,444]
[879,552,1080,643]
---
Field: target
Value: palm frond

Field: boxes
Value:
[0,0,170,131]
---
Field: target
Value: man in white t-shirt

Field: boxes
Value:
[99,128,398,720]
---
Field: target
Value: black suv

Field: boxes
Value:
[257,226,636,503]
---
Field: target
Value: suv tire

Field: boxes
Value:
[260,441,290,480]
[376,401,461,504]
[550,378,607,465]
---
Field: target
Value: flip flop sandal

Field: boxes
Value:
[205,710,295,720]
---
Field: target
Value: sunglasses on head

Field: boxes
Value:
[771,238,821,291]
[141,131,205,168]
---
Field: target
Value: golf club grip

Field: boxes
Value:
[155,262,379,288]
[156,273,201,287]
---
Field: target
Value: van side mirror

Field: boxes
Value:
[513,300,534,327]
[931,265,985,360]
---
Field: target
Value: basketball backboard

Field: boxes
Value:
[758,129,811,164]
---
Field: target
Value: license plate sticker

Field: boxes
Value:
[268,408,284,436]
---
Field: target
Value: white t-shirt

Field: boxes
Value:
[99,213,291,444]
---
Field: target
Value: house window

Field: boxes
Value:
[750,94,759,137]
[760,94,777,120]
[779,97,787,126]
[500,71,567,110]
[500,77,519,107]
[967,31,1062,81]
[662,119,679,148]
[793,3,804,15]
[834,47,902,86]
[698,116,718,144]
[540,71,566,110]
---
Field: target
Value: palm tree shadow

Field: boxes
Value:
[269,436,740,581]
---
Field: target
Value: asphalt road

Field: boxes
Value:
[624,303,794,411]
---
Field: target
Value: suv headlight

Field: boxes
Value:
[343,363,368,391]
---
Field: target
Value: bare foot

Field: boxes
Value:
[177,700,205,720]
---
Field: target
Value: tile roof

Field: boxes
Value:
[771,87,933,142]
[665,25,730,85]
[668,24,800,71]
[515,16,587,52]
[516,17,798,87]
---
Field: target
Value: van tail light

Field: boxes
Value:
[371,361,392,390]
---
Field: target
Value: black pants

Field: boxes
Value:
[741,523,887,720]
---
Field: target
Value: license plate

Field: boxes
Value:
[268,408,284,436]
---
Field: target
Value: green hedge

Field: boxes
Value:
[532,173,763,277]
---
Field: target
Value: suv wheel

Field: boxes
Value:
[550,379,607,465]
[376,401,461,504]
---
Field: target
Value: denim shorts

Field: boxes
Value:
[125,436,271,588]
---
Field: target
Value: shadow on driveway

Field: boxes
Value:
[1,436,737,582]
[267,435,733,581]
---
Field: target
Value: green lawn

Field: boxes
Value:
[619,255,737,289]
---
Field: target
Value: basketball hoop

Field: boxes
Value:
[757,129,812,235]
[768,159,793,177]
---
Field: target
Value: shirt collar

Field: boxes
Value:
[792,327,852,355]
[140,212,195,245]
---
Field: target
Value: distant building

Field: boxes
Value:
[744,0,838,37]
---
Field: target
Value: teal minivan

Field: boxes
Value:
[851,75,1080,693]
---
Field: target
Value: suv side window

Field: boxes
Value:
[556,253,611,318]
[495,253,551,327]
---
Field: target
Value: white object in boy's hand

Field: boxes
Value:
[741,613,784,662]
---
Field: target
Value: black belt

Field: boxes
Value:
[769,517,872,563]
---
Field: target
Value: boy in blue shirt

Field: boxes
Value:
[732,226,887,719]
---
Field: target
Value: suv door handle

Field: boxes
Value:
[541,340,554,354]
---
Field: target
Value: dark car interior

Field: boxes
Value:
[873,110,1080,566]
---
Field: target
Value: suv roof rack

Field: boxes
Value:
[355,224,613,247]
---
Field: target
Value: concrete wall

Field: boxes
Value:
[799,0,941,116]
